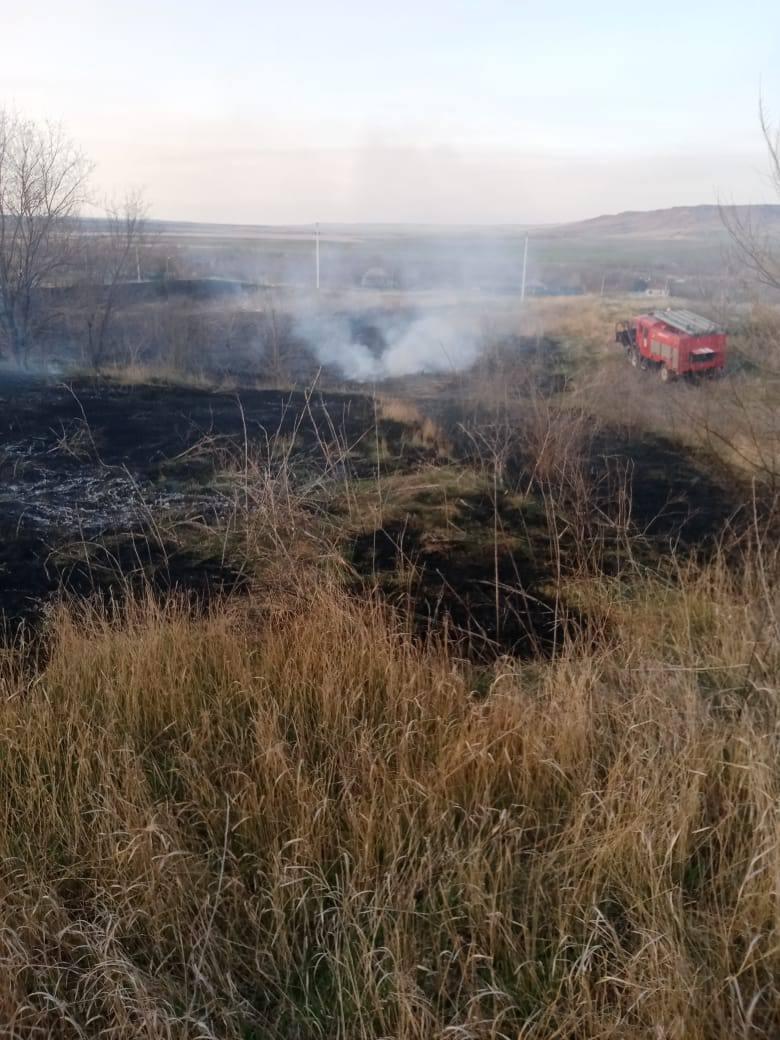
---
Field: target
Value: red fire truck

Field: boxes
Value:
[615,309,726,382]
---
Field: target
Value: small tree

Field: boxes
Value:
[82,190,148,370]
[0,111,90,365]
[721,101,780,295]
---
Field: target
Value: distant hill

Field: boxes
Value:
[549,204,780,240]
[112,205,780,244]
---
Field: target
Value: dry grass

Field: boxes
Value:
[516,294,634,353]
[1,301,779,1036]
[0,538,777,1038]
[375,396,450,454]
[74,361,227,389]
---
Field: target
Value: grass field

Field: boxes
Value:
[0,292,778,1037]
[0,535,777,1037]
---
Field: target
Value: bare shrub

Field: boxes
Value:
[80,190,149,370]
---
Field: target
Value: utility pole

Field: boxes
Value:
[520,233,529,303]
[135,245,141,282]
[315,223,320,291]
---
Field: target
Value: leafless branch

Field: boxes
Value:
[0,111,91,364]
[720,100,780,294]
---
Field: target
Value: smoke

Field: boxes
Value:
[294,305,482,381]
[295,311,384,381]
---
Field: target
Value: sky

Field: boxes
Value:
[2,0,780,224]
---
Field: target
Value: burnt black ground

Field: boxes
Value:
[0,375,376,474]
[0,376,383,623]
[0,373,750,654]
[588,428,745,548]
[351,515,579,659]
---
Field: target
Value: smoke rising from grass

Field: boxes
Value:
[294,306,482,381]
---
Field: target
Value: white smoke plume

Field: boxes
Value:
[294,306,482,382]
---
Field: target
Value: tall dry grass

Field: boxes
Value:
[0,538,777,1038]
[1,314,779,1036]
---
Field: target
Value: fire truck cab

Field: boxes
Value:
[615,309,726,382]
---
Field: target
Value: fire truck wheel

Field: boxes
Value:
[659,364,671,383]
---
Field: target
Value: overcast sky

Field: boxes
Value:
[3,0,780,224]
